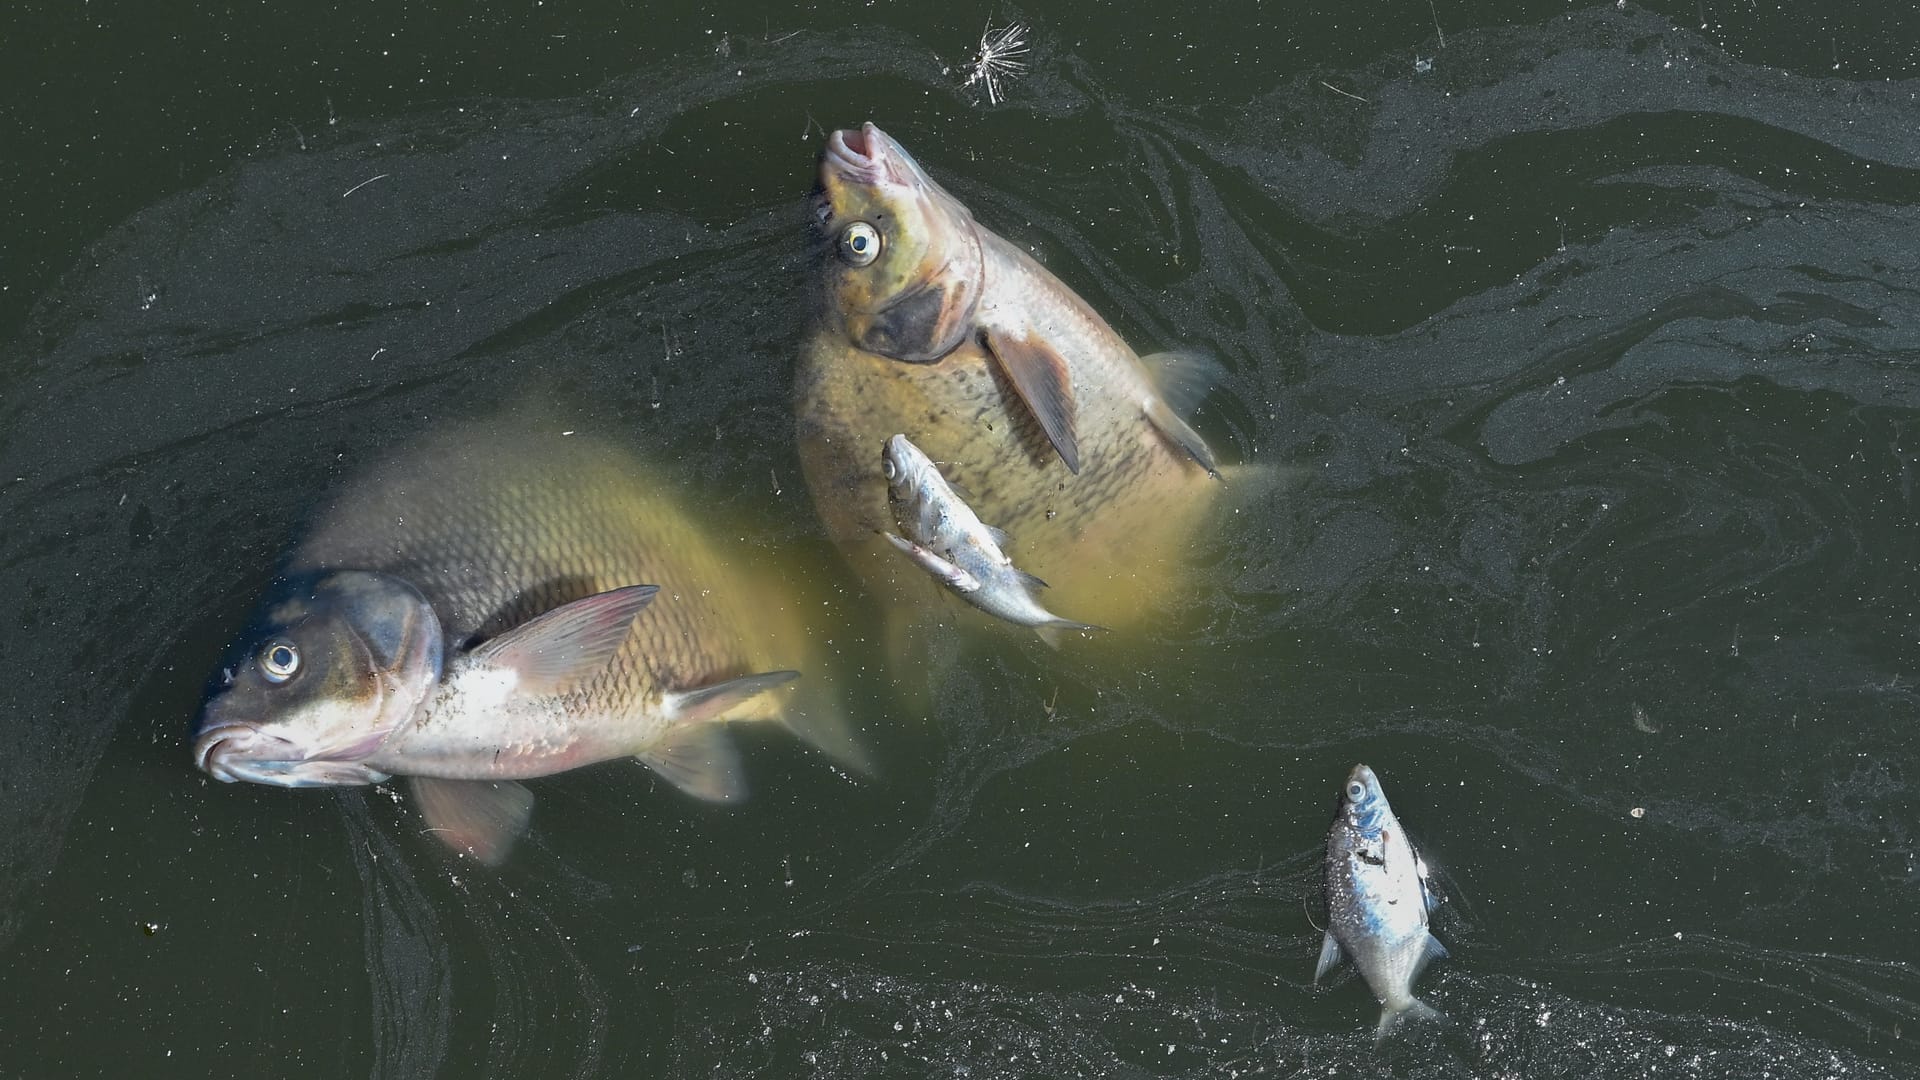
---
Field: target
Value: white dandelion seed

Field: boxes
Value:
[963,20,1030,106]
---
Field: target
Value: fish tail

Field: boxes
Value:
[1374,997,1443,1042]
[778,677,875,776]
[1034,618,1105,651]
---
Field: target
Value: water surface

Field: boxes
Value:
[4,3,1920,1077]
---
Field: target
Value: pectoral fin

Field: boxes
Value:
[636,725,746,802]
[409,777,534,866]
[884,531,983,593]
[982,326,1080,473]
[660,670,801,724]
[1313,931,1343,984]
[469,585,657,694]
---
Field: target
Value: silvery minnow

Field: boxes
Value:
[1317,763,1448,1039]
[880,433,1100,648]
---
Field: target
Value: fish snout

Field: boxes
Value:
[192,723,290,782]
[824,123,888,185]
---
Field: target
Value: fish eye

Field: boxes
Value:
[838,221,882,266]
[260,641,300,683]
[881,457,897,480]
[1346,781,1366,802]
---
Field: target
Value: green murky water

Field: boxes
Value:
[5,3,1920,1076]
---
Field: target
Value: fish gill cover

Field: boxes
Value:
[0,5,1917,1078]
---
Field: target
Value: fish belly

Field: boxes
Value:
[795,332,1220,631]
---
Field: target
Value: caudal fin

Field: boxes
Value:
[1034,618,1106,651]
[1375,998,1443,1042]
[779,678,874,776]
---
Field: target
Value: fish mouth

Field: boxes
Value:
[193,723,292,781]
[825,123,880,181]
[193,724,391,787]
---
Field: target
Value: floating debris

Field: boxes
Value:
[963,20,1030,105]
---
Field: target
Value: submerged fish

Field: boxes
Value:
[880,433,1099,647]
[1317,763,1448,1039]
[193,424,865,864]
[794,122,1227,636]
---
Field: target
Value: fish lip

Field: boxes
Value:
[192,722,293,781]
[824,122,887,185]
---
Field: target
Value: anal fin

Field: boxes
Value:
[1143,396,1219,477]
[409,777,534,866]
[636,725,746,803]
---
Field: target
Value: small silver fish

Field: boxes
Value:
[880,433,1099,648]
[1317,763,1448,1040]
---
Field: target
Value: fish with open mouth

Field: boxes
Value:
[193,423,866,864]
[795,122,1230,641]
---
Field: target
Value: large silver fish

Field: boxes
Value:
[880,433,1099,647]
[193,424,865,864]
[1317,763,1448,1039]
[795,122,1227,637]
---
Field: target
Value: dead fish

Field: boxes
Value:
[795,122,1227,637]
[1317,763,1448,1040]
[881,432,1099,647]
[192,423,866,864]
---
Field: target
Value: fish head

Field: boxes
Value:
[815,122,985,363]
[193,570,444,788]
[1339,763,1394,837]
[880,432,941,506]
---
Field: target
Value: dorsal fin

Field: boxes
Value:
[468,585,656,694]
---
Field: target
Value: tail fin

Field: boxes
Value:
[1374,998,1443,1042]
[778,672,874,776]
[1034,618,1106,651]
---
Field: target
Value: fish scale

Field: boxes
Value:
[195,422,862,862]
[291,437,766,729]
